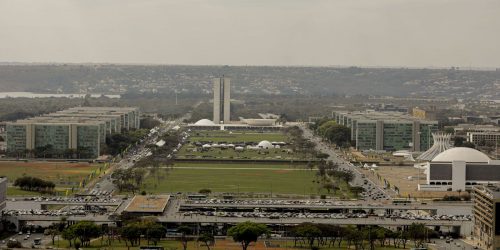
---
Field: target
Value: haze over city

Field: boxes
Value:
[1,1,500,250]
[1,0,500,67]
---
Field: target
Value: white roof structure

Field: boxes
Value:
[257,140,273,149]
[194,119,216,126]
[155,140,166,147]
[432,147,490,163]
[417,132,453,161]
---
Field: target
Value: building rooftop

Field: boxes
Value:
[432,147,491,163]
[124,195,170,213]
[334,111,437,123]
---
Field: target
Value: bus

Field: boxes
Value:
[392,198,412,205]
[187,194,207,200]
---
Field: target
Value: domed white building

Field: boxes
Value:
[432,147,490,163]
[194,119,216,126]
[419,147,500,191]
[257,140,273,149]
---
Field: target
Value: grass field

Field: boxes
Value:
[6,187,40,196]
[188,130,288,143]
[141,162,326,195]
[0,161,102,189]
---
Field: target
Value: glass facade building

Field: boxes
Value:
[6,107,140,159]
[332,111,438,151]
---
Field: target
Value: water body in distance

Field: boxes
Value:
[0,92,120,99]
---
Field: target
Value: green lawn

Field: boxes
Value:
[6,187,40,196]
[188,130,288,143]
[0,161,102,188]
[142,162,325,195]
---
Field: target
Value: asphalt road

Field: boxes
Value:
[0,233,50,249]
[431,238,478,250]
[298,124,391,201]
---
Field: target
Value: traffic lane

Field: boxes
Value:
[299,125,390,200]
[0,233,49,248]
[432,238,477,250]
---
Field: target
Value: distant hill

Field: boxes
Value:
[0,64,499,98]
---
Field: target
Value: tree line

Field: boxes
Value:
[13,176,55,193]
[43,218,436,250]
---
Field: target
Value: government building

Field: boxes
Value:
[5,107,140,159]
[332,111,438,151]
[419,147,500,192]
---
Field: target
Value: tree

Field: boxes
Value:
[322,182,337,194]
[293,223,322,249]
[198,188,212,195]
[132,168,146,186]
[121,223,142,247]
[47,228,59,245]
[177,225,192,250]
[72,221,102,247]
[146,223,166,246]
[61,227,76,247]
[198,233,215,250]
[324,124,351,148]
[227,222,270,250]
[408,223,427,248]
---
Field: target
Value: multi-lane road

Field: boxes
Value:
[298,123,392,201]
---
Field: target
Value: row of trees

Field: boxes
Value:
[49,219,434,250]
[105,128,149,156]
[13,176,55,193]
[284,126,318,159]
[290,222,432,250]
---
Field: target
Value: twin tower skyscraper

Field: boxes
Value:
[213,77,231,124]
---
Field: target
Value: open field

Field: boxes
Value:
[142,162,328,196]
[360,165,462,199]
[6,187,40,196]
[0,161,101,188]
[188,130,288,143]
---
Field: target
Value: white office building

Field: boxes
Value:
[419,147,500,191]
[213,77,231,124]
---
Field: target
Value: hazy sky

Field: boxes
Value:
[1,0,500,67]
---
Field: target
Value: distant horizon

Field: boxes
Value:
[0,61,498,71]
